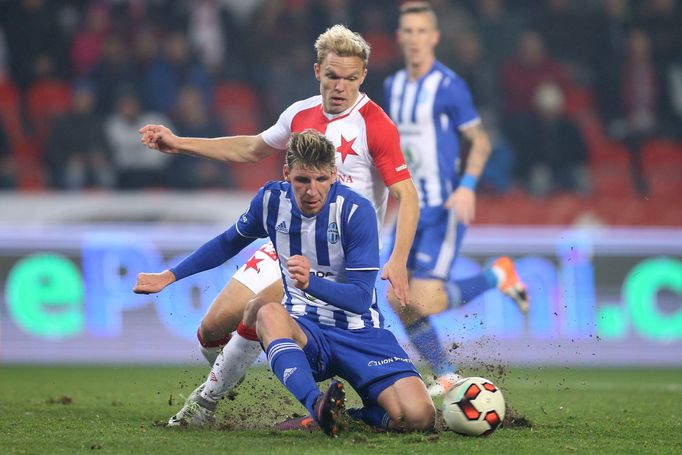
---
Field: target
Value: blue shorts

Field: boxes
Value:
[294,316,421,407]
[395,206,467,280]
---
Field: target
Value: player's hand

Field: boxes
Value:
[288,255,311,290]
[444,187,476,225]
[133,270,176,294]
[138,124,181,154]
[381,258,410,307]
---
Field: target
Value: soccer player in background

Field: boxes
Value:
[134,130,435,435]
[138,25,419,420]
[383,2,529,396]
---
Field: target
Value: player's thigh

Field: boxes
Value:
[377,376,435,430]
[201,278,255,334]
[242,279,285,327]
[256,302,307,348]
[203,242,282,330]
[410,208,466,282]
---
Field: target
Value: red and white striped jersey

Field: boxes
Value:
[261,94,410,230]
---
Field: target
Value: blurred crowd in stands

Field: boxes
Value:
[0,0,680,202]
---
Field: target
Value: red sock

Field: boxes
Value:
[236,321,259,341]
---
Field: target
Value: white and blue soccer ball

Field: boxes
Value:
[442,376,506,436]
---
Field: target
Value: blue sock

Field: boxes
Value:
[405,317,451,376]
[445,269,497,309]
[347,406,390,430]
[266,338,319,417]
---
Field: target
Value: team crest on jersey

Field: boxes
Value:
[327,222,339,244]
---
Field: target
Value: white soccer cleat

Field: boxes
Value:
[167,385,215,427]
[427,372,463,397]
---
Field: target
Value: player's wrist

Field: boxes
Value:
[459,174,478,191]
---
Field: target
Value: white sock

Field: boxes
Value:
[200,333,262,402]
[200,345,222,365]
[491,265,506,288]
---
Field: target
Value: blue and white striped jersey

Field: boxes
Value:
[235,181,383,330]
[384,61,481,208]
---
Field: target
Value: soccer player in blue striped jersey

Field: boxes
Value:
[134,130,434,435]
[383,2,529,396]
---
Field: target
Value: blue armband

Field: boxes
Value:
[459,173,478,190]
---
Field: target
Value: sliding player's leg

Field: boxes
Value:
[196,242,280,364]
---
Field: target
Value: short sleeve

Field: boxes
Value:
[442,76,480,130]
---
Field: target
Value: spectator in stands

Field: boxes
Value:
[142,31,213,115]
[500,29,571,163]
[187,0,227,76]
[472,0,524,72]
[0,28,9,82]
[167,85,232,189]
[529,0,599,82]
[2,0,67,87]
[0,121,17,189]
[105,87,172,189]
[450,29,499,114]
[46,82,113,190]
[635,0,682,136]
[70,1,113,77]
[594,0,635,124]
[520,82,589,197]
[89,36,139,116]
[609,28,665,195]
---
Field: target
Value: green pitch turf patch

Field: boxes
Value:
[0,366,680,454]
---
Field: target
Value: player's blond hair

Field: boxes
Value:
[399,1,438,29]
[314,25,371,68]
[286,129,336,171]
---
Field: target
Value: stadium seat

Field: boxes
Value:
[214,81,262,135]
[564,85,595,118]
[14,140,46,190]
[641,138,682,198]
[590,165,635,198]
[0,80,25,145]
[26,80,71,146]
[229,154,282,192]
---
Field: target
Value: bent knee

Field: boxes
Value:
[255,301,285,329]
[243,298,269,326]
[403,403,436,432]
[199,314,227,340]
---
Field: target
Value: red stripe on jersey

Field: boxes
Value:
[291,104,329,135]
[360,101,411,187]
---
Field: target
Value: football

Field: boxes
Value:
[442,376,506,436]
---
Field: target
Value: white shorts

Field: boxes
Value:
[231,241,282,294]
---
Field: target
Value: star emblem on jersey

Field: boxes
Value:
[244,256,263,272]
[337,135,358,163]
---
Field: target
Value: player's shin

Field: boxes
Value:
[266,338,320,418]
[200,322,262,402]
[444,270,497,309]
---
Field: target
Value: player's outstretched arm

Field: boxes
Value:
[444,123,491,224]
[383,178,419,307]
[133,270,176,294]
[139,124,279,163]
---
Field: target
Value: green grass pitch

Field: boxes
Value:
[1,365,680,454]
